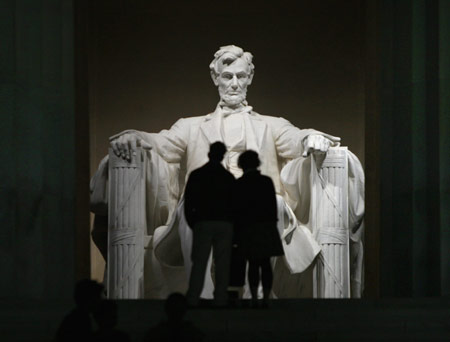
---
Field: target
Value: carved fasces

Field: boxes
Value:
[311,147,350,298]
[107,148,146,299]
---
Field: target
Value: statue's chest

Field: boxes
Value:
[223,114,245,148]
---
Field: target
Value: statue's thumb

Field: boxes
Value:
[138,139,152,150]
[329,135,341,147]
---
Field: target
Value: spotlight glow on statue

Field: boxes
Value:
[90,45,365,299]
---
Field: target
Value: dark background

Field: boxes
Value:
[89,0,365,167]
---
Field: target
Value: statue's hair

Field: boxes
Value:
[209,45,255,77]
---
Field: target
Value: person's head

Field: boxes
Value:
[165,293,187,322]
[238,150,260,172]
[74,279,104,312]
[208,141,227,162]
[209,45,255,108]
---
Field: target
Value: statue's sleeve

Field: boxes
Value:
[135,118,190,164]
[89,118,191,260]
[272,118,313,159]
[272,117,335,159]
[90,118,190,213]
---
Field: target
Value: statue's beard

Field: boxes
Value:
[219,90,247,108]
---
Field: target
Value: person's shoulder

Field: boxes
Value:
[262,174,274,183]
[260,174,275,190]
[218,165,234,175]
[187,165,205,181]
[192,163,209,174]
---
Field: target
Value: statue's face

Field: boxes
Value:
[214,57,253,107]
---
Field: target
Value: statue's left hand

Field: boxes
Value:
[302,134,340,157]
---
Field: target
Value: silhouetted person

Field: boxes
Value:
[56,279,104,342]
[184,142,235,307]
[144,293,204,342]
[92,300,130,342]
[233,150,284,308]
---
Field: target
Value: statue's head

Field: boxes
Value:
[210,45,255,108]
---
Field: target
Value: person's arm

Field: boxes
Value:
[266,177,278,222]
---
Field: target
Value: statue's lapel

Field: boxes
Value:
[199,109,223,144]
[244,112,267,152]
[199,106,267,151]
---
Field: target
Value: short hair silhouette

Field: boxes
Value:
[165,293,187,322]
[208,141,227,162]
[238,150,260,170]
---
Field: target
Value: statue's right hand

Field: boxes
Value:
[110,132,152,161]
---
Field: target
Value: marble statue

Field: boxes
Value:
[90,45,365,299]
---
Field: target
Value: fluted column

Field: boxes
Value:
[107,148,146,298]
[312,147,350,298]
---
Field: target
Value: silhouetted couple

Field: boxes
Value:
[184,142,284,307]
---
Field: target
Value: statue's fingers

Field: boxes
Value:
[111,140,120,156]
[313,139,323,152]
[329,135,341,146]
[307,137,316,150]
[317,137,327,152]
[139,139,153,150]
[130,139,137,157]
[120,139,130,159]
[302,138,314,157]
[126,139,136,161]
[117,139,125,158]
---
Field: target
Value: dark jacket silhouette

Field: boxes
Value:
[56,279,103,342]
[184,160,235,227]
[144,293,204,342]
[233,169,284,258]
[92,300,130,342]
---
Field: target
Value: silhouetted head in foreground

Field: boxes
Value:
[238,150,260,172]
[208,141,227,162]
[74,279,104,312]
[165,293,187,322]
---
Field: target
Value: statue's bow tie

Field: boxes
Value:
[220,105,253,117]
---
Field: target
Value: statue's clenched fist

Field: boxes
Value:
[110,132,152,161]
[302,134,340,157]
